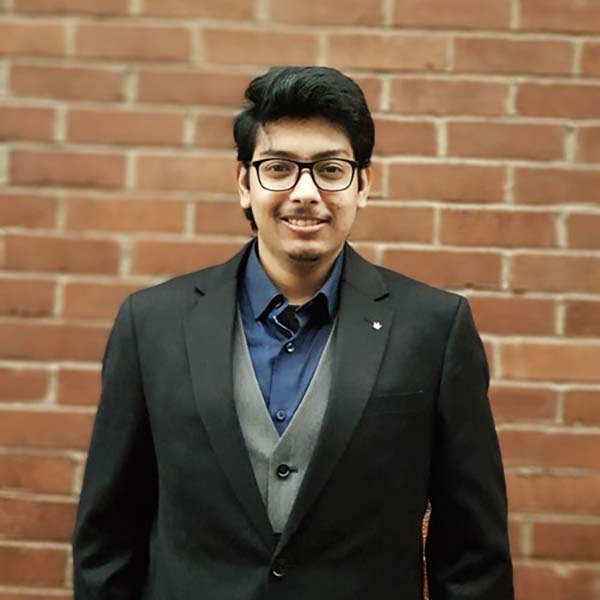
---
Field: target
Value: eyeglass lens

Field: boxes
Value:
[258,159,354,191]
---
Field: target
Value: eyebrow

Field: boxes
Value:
[256,148,352,160]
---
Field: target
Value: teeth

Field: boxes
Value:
[287,218,322,226]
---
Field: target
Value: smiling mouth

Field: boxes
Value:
[281,217,327,227]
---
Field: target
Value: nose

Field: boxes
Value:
[289,168,320,203]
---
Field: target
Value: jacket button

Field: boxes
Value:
[272,557,287,578]
[276,464,291,479]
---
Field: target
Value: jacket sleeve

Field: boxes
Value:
[426,297,514,600]
[72,294,157,600]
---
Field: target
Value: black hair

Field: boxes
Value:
[233,66,375,230]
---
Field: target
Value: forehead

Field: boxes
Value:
[254,117,353,160]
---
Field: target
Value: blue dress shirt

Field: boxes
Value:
[239,244,343,435]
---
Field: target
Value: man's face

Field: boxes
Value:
[238,117,371,271]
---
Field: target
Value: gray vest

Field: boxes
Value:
[233,312,335,533]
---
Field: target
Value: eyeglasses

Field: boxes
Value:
[250,158,360,192]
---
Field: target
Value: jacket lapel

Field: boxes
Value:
[183,243,275,551]
[278,245,393,550]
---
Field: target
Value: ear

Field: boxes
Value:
[237,162,251,209]
[357,166,372,209]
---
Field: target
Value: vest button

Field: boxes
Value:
[272,557,287,578]
[284,342,295,353]
[276,464,291,479]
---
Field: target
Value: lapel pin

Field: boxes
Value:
[372,321,382,331]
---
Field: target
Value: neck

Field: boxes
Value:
[256,243,341,306]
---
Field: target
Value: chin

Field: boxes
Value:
[285,248,323,263]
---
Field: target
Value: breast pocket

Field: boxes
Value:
[362,390,427,417]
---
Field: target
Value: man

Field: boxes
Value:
[73,66,514,599]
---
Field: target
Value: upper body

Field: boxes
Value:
[72,66,514,599]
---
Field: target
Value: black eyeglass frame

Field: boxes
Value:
[248,158,362,192]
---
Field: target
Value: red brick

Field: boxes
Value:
[515,168,600,205]
[0,278,54,318]
[489,385,556,423]
[388,163,505,202]
[0,367,49,401]
[440,209,556,248]
[369,160,385,198]
[141,0,254,19]
[517,83,600,119]
[65,196,184,233]
[195,113,235,150]
[454,38,572,76]
[501,429,600,469]
[67,109,183,146]
[0,497,76,542]
[507,472,600,514]
[533,522,600,561]
[511,254,600,294]
[508,520,521,558]
[520,0,600,33]
[382,249,502,289]
[63,281,142,319]
[0,546,66,587]
[327,33,446,72]
[0,409,94,450]
[0,106,54,142]
[136,154,236,193]
[10,149,125,189]
[501,342,600,382]
[14,0,127,14]
[373,118,436,156]
[447,122,564,161]
[350,205,433,243]
[581,41,600,76]
[514,564,598,600]
[0,193,56,228]
[564,390,600,426]
[350,244,378,266]
[0,594,71,600]
[203,29,317,67]
[56,368,100,406]
[10,63,123,102]
[131,240,244,276]
[138,69,249,107]
[76,23,191,62]
[565,300,600,336]
[390,79,508,116]
[576,127,600,163]
[467,295,555,335]
[269,0,383,25]
[195,200,253,236]
[4,234,120,274]
[352,77,382,113]
[0,453,74,494]
[0,321,108,362]
[394,0,510,29]
[0,18,65,57]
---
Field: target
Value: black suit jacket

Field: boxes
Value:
[72,242,514,599]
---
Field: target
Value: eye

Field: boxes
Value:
[316,161,347,179]
[263,160,294,174]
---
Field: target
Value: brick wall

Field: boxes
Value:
[1,0,599,598]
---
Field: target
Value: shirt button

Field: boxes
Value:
[284,342,295,353]
[276,464,292,479]
[275,410,287,422]
[272,557,287,578]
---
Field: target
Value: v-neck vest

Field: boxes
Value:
[233,310,336,534]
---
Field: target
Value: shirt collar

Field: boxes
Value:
[243,241,344,322]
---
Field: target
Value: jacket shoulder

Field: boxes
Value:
[376,264,462,313]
